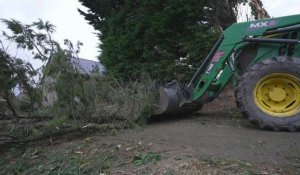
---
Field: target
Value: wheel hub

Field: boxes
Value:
[254,73,300,117]
[269,87,286,102]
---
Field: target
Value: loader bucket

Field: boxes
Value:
[156,80,203,115]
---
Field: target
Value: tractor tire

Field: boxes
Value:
[235,56,300,131]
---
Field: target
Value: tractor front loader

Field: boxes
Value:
[157,14,300,131]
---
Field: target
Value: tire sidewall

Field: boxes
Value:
[242,57,300,128]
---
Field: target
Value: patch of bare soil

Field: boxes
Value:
[100,111,299,174]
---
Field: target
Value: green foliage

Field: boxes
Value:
[47,116,68,129]
[79,0,221,82]
[133,152,161,166]
[0,18,159,149]
[0,49,38,116]
[0,18,60,116]
[1,18,59,62]
[205,0,248,29]
[88,74,157,125]
[42,43,157,124]
[0,147,118,175]
[79,0,251,82]
[43,45,90,119]
[41,43,157,124]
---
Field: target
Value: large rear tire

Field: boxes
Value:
[235,57,300,131]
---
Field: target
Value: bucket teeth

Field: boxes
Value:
[156,80,202,115]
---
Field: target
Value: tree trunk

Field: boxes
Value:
[0,101,5,118]
[249,0,270,20]
[4,91,18,117]
[206,0,237,30]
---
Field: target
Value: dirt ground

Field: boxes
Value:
[118,113,300,173]
[1,87,300,174]
[32,108,299,174]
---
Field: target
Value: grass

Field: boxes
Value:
[0,135,164,175]
[133,152,161,166]
[0,144,120,175]
[0,137,290,175]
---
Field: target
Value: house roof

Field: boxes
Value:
[70,57,105,75]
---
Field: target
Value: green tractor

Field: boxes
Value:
[157,14,300,131]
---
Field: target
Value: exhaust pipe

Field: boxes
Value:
[156,80,203,115]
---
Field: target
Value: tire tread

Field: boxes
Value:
[235,57,300,131]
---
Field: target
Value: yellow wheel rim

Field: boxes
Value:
[254,73,300,117]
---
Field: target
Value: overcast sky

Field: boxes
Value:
[0,0,99,62]
[0,0,300,64]
[264,0,300,17]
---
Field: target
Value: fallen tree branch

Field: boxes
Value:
[113,170,134,175]
[0,114,54,121]
[0,134,19,140]
[0,122,128,149]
